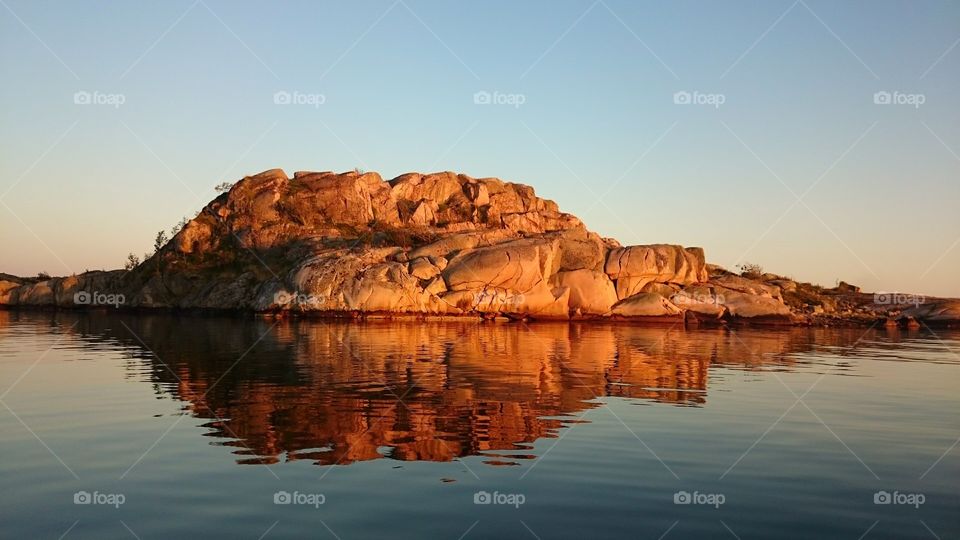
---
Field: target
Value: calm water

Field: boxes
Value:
[0,311,957,539]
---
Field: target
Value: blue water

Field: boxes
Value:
[0,311,957,539]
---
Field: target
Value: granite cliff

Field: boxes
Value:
[1,168,957,327]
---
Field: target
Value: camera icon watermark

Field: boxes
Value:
[473,290,526,306]
[273,90,326,108]
[73,90,126,108]
[74,490,126,508]
[273,490,325,508]
[73,290,125,308]
[873,292,924,307]
[673,490,725,508]
[672,291,725,306]
[874,490,925,508]
[274,290,325,307]
[473,90,526,109]
[473,490,526,508]
[873,91,925,108]
[673,90,725,109]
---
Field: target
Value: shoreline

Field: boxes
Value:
[4,304,957,329]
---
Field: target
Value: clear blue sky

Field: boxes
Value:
[1,0,958,296]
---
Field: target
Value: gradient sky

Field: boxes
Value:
[1,0,958,296]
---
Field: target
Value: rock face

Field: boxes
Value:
[1,167,954,326]
[903,300,960,323]
[604,245,707,299]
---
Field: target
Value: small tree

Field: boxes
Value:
[214,182,233,193]
[36,271,51,280]
[153,230,169,254]
[124,253,141,270]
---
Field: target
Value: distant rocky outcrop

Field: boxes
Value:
[2,168,956,327]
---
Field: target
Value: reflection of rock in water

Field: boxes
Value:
[0,311,883,467]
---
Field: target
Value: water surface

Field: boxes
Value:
[0,311,957,539]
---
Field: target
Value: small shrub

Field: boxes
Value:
[169,217,190,237]
[124,253,141,270]
[153,230,169,254]
[737,262,763,278]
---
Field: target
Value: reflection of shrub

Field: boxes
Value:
[737,262,763,278]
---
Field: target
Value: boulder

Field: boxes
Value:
[610,293,683,318]
[442,237,559,294]
[708,285,792,319]
[710,274,783,300]
[902,300,960,324]
[390,172,463,205]
[769,279,797,293]
[835,281,861,294]
[0,280,21,304]
[671,287,727,318]
[604,245,708,299]
[554,269,617,315]
[439,282,568,318]
[640,282,680,297]
[17,280,56,305]
[406,230,515,261]
[550,228,606,272]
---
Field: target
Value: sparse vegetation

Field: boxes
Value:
[170,216,190,237]
[124,253,141,270]
[373,227,439,248]
[36,271,50,281]
[214,181,234,193]
[153,231,169,254]
[737,262,763,279]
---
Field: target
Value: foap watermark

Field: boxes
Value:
[473,290,525,306]
[674,490,725,508]
[672,291,725,306]
[874,490,925,508]
[874,292,925,307]
[74,290,125,308]
[473,490,525,508]
[74,490,125,508]
[274,290,325,307]
[873,91,925,108]
[274,490,325,508]
[473,90,526,109]
[673,91,725,109]
[273,90,326,108]
[74,90,126,108]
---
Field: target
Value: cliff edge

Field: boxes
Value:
[2,168,957,327]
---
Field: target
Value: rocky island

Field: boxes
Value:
[1,168,957,327]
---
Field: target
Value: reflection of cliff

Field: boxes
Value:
[0,311,884,467]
